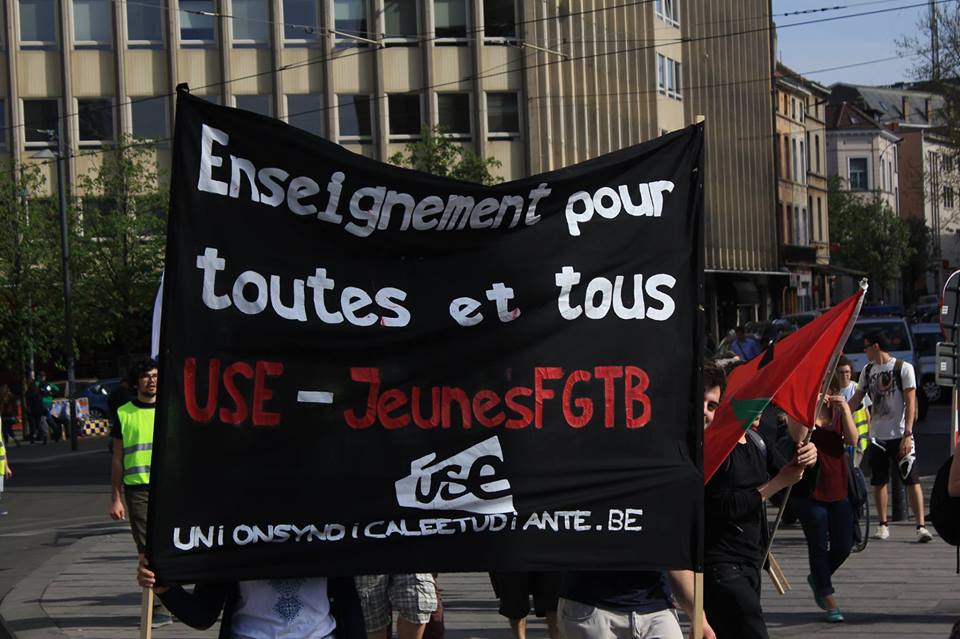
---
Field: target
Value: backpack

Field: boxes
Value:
[930,455,960,546]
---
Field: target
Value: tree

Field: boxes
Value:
[0,163,66,391]
[72,137,168,366]
[828,176,913,300]
[389,126,504,185]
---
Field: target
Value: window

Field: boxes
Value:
[792,138,797,182]
[801,208,808,245]
[180,0,215,42]
[287,95,323,136]
[235,95,272,117]
[945,155,955,173]
[232,0,269,43]
[437,93,470,136]
[335,0,368,45]
[128,0,163,43]
[435,0,467,39]
[484,0,516,40]
[487,92,519,136]
[384,0,418,42]
[74,0,111,44]
[815,135,820,173]
[656,54,681,100]
[338,94,372,139]
[817,198,823,241]
[881,159,886,192]
[791,97,796,120]
[20,0,56,44]
[849,157,868,190]
[783,136,789,178]
[799,140,805,182]
[945,186,955,209]
[283,0,319,41]
[654,0,679,26]
[78,99,114,143]
[131,97,168,141]
[23,99,58,144]
[388,94,422,137]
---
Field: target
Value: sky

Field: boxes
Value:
[771,0,929,87]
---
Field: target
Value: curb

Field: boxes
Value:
[0,536,101,639]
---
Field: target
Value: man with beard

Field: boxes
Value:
[109,358,174,628]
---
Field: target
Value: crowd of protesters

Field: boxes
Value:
[121,324,956,639]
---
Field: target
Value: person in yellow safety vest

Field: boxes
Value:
[108,358,173,628]
[0,432,12,516]
[836,357,870,465]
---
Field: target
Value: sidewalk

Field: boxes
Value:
[1,523,958,638]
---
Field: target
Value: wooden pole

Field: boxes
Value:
[692,572,704,639]
[139,587,154,639]
[765,551,791,594]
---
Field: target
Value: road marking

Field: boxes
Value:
[297,391,334,404]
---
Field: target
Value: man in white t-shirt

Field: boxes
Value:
[848,330,933,543]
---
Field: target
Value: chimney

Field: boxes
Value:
[925,97,932,122]
[901,95,909,121]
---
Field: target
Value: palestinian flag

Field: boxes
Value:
[704,286,866,483]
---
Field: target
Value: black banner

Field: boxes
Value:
[148,90,704,582]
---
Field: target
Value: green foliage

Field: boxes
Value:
[0,164,65,387]
[828,176,913,298]
[389,126,504,185]
[71,137,168,358]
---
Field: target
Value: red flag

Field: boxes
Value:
[704,287,865,483]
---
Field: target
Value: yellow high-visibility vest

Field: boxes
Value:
[118,402,155,486]
[0,437,6,475]
[853,406,870,454]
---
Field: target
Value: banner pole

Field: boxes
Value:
[762,280,868,573]
[693,572,704,639]
[139,588,154,639]
[952,385,958,454]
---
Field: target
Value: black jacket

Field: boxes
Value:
[158,576,365,639]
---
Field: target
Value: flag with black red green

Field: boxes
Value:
[704,287,866,482]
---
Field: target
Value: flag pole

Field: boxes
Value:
[693,571,704,639]
[762,279,868,572]
[139,587,154,639]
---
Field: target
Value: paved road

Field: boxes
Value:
[0,437,124,609]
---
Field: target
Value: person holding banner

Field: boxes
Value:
[704,361,817,639]
[788,373,860,622]
[137,556,366,639]
[109,358,173,628]
[554,362,723,639]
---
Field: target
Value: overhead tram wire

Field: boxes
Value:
[696,0,929,25]
[18,0,950,161]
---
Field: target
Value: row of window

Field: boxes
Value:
[655,53,681,101]
[17,0,520,47]
[8,90,520,146]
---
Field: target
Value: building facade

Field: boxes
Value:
[774,63,831,312]
[3,0,698,192]
[682,0,779,335]
[4,0,776,338]
[831,82,960,297]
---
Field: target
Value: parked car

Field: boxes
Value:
[843,316,928,420]
[781,309,825,328]
[74,378,123,421]
[911,323,947,404]
[911,295,941,323]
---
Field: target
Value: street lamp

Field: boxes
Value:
[31,127,78,452]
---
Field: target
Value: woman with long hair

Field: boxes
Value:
[789,371,859,623]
